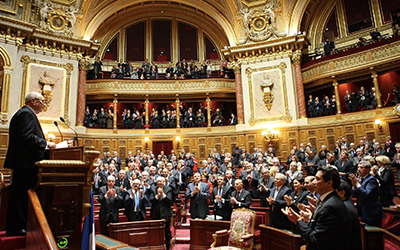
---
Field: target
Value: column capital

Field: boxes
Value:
[291,51,302,65]
[233,62,241,74]
[79,58,90,71]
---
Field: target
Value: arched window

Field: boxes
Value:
[103,34,119,61]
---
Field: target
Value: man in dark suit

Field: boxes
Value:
[224,170,236,194]
[267,173,292,229]
[350,161,383,227]
[282,166,352,250]
[258,168,275,207]
[230,179,252,209]
[240,163,260,198]
[186,173,210,219]
[98,176,123,236]
[5,92,56,236]
[112,151,122,172]
[211,175,232,220]
[337,181,362,250]
[93,166,105,195]
[232,144,242,166]
[317,152,337,168]
[124,179,147,221]
[173,162,188,191]
[323,38,335,56]
[150,176,173,250]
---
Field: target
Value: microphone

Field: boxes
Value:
[59,117,79,146]
[53,121,64,141]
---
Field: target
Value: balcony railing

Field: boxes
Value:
[86,78,236,96]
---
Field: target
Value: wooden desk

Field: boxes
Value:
[189,219,230,250]
[108,220,166,249]
[96,234,139,250]
[260,224,305,250]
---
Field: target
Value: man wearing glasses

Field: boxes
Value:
[5,92,56,236]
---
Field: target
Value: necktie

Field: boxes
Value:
[135,191,140,211]
[218,188,222,208]
[179,171,182,184]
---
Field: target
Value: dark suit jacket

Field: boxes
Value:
[344,199,362,250]
[149,185,173,220]
[240,170,260,198]
[257,176,275,207]
[98,186,123,222]
[268,186,292,229]
[231,189,252,209]
[4,106,47,170]
[337,160,354,184]
[225,178,236,194]
[351,174,383,222]
[289,189,308,213]
[211,185,232,220]
[115,178,131,191]
[375,167,397,207]
[124,189,147,221]
[173,168,188,191]
[297,191,352,250]
[186,182,210,219]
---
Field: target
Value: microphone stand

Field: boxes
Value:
[60,117,79,146]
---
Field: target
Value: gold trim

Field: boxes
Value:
[252,17,267,32]
[19,55,73,125]
[0,45,12,116]
[246,62,292,126]
[393,104,400,117]
[0,0,18,14]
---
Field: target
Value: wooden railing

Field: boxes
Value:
[26,189,58,250]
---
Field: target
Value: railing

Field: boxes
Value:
[26,189,58,250]
[86,78,236,95]
[302,35,400,84]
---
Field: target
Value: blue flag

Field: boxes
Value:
[81,189,95,250]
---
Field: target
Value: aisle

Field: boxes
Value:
[172,207,191,250]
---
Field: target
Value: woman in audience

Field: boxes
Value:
[286,161,303,190]
[106,109,113,128]
[372,155,396,207]
[284,177,308,213]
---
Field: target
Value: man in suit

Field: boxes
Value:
[258,168,275,207]
[337,181,362,250]
[173,162,188,191]
[267,173,292,229]
[211,175,232,220]
[150,176,173,250]
[124,179,147,221]
[305,150,319,176]
[186,173,210,219]
[282,166,352,250]
[5,92,56,236]
[230,179,252,209]
[323,38,335,56]
[232,144,242,166]
[112,151,122,172]
[372,142,385,157]
[93,166,105,195]
[240,163,260,198]
[224,170,236,193]
[350,161,383,227]
[98,175,123,236]
[318,152,337,168]
[161,168,177,202]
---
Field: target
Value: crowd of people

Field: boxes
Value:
[93,136,400,249]
[92,58,231,80]
[84,103,238,129]
[307,85,398,117]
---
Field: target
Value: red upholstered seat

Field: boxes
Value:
[210,208,256,250]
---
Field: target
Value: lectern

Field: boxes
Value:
[28,146,99,250]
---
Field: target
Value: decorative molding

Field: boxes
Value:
[19,55,73,125]
[246,62,292,125]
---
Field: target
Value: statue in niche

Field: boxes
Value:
[38,71,59,111]
[260,73,274,111]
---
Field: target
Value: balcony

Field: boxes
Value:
[86,78,237,100]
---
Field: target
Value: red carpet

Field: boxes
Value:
[173,244,190,250]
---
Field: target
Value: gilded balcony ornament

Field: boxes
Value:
[238,1,286,45]
[37,0,74,37]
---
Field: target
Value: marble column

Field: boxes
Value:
[206,96,211,127]
[370,67,382,108]
[332,77,341,114]
[113,95,118,130]
[176,96,180,128]
[292,52,307,118]
[76,59,89,126]
[233,64,244,124]
[145,98,149,127]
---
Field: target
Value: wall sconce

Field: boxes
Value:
[176,136,181,148]
[375,119,383,132]
[145,137,149,149]
[262,128,280,140]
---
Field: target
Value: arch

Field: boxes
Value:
[307,0,337,49]
[0,45,12,68]
[288,0,311,35]
[82,0,237,46]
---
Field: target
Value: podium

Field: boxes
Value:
[30,146,99,250]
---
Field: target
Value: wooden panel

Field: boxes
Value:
[260,225,305,250]
[112,139,118,149]
[0,134,7,147]
[128,139,134,149]
[199,145,206,159]
[247,134,255,140]
[189,219,230,250]
[198,137,206,144]
[214,137,222,143]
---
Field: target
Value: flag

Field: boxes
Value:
[81,189,95,250]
